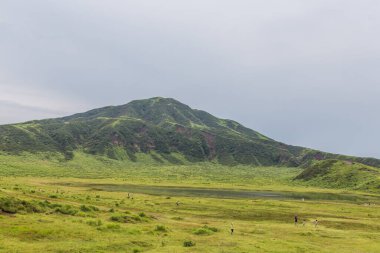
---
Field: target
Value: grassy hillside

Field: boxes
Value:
[1,97,380,168]
[295,159,380,192]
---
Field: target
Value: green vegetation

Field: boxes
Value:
[295,159,380,191]
[183,240,196,247]
[154,225,168,233]
[193,225,218,235]
[0,151,379,252]
[1,97,379,167]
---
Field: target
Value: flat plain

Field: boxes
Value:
[0,152,379,253]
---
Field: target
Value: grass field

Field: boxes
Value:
[0,152,379,252]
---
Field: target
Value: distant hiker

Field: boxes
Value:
[230,223,234,235]
[313,219,318,228]
[294,215,298,226]
[127,193,130,199]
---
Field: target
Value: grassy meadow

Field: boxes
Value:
[0,152,379,252]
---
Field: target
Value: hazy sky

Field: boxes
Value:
[1,0,380,158]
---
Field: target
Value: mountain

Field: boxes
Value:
[1,97,380,167]
[294,159,380,191]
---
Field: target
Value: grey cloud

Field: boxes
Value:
[0,0,379,158]
[0,100,67,124]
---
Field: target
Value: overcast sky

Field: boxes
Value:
[1,0,380,158]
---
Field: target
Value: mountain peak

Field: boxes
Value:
[128,97,185,108]
[63,97,217,130]
[133,96,182,103]
[63,97,190,121]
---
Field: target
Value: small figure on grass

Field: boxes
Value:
[313,219,319,228]
[230,223,234,235]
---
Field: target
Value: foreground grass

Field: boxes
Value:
[0,152,379,252]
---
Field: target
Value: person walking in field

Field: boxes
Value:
[313,219,319,228]
[294,215,298,226]
[230,223,234,235]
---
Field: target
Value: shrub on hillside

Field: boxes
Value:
[154,225,168,232]
[183,240,196,247]
[110,213,149,223]
[0,197,45,214]
[55,205,77,215]
[80,205,99,212]
[193,225,218,235]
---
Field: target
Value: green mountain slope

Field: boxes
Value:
[0,97,379,167]
[295,159,380,192]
